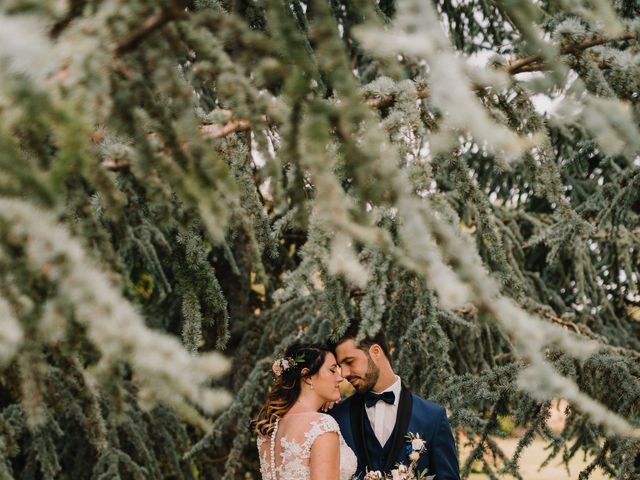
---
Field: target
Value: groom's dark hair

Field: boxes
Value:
[328,318,391,360]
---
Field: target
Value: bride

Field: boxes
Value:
[252,344,357,479]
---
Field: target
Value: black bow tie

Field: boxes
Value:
[364,390,395,408]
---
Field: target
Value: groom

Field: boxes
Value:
[328,321,460,479]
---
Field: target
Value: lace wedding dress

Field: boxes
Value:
[257,412,357,480]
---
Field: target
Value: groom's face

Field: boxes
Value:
[334,339,379,394]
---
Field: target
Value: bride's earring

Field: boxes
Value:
[310,382,314,390]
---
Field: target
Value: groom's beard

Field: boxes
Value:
[347,358,379,394]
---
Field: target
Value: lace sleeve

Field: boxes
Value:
[302,414,340,456]
[256,435,273,480]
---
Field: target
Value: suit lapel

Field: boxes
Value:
[383,383,413,472]
[349,394,372,470]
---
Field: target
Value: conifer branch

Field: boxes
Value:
[366,86,431,108]
[365,32,638,107]
[199,30,635,136]
[590,228,640,239]
[49,0,88,38]
[104,25,636,148]
[538,311,582,334]
[114,3,188,55]
[98,113,252,171]
[201,119,252,138]
[506,31,639,75]
[101,158,131,172]
[134,32,639,145]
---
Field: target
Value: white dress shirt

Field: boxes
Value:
[365,375,402,446]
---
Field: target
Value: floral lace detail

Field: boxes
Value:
[257,413,357,480]
[257,436,272,480]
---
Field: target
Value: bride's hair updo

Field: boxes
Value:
[252,343,330,436]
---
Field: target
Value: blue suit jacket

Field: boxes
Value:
[330,384,460,479]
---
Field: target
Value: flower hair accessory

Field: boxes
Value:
[271,354,304,377]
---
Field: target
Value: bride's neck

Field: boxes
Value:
[287,391,322,414]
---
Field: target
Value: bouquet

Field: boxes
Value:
[363,433,435,480]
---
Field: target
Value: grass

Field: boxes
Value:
[463,434,607,480]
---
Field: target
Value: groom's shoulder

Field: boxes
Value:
[328,394,357,422]
[409,390,447,420]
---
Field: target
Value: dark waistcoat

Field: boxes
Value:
[362,410,395,472]
[329,384,461,480]
[351,385,413,476]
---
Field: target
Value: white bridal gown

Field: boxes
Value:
[257,411,357,480]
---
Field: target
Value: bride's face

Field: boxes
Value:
[309,353,344,402]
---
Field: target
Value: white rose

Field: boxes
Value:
[409,451,420,461]
[365,470,383,480]
[391,469,402,480]
[411,438,425,451]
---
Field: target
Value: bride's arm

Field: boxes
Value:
[309,432,340,480]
